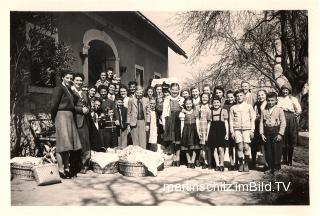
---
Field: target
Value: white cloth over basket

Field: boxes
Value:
[118,146,164,176]
[90,151,119,168]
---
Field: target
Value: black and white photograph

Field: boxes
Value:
[3,0,319,212]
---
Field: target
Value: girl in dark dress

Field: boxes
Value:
[180,97,200,169]
[207,96,229,171]
[163,83,183,166]
[99,108,118,150]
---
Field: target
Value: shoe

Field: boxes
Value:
[282,160,288,165]
[80,167,88,174]
[64,170,72,179]
[215,166,220,171]
[187,163,191,168]
[238,163,244,172]
[288,161,293,166]
[59,171,67,179]
[195,160,201,167]
[172,161,176,167]
[243,162,249,172]
[208,165,213,170]
[273,169,281,175]
[202,164,208,169]
[229,165,234,171]
[191,163,196,169]
[220,166,225,172]
[176,161,180,167]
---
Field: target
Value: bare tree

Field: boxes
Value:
[176,10,308,94]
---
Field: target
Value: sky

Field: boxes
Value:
[142,11,214,85]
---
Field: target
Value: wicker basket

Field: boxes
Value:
[118,161,147,177]
[91,161,118,174]
[11,163,35,180]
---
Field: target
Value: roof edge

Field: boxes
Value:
[135,12,188,59]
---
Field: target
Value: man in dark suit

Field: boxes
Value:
[115,96,129,149]
[98,85,119,122]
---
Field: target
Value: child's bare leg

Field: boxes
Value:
[186,151,191,163]
[191,150,196,163]
[219,147,225,166]
[214,148,219,167]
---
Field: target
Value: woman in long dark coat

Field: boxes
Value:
[51,71,82,178]
[72,73,91,174]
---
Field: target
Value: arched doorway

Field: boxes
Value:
[82,29,120,84]
[88,40,115,85]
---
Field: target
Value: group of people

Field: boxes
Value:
[51,67,305,179]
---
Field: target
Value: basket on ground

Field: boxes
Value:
[91,161,118,174]
[11,163,35,180]
[118,161,147,177]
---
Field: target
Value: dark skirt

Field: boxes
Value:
[55,111,82,153]
[78,116,90,152]
[181,123,200,151]
[252,118,263,152]
[163,111,181,143]
[99,128,118,149]
[207,121,226,148]
[283,111,298,147]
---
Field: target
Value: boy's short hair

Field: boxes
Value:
[128,81,138,86]
[234,89,244,97]
[241,80,250,86]
[115,95,124,101]
[98,85,108,92]
[94,98,102,104]
[266,92,278,99]
[213,85,225,95]
[107,67,114,72]
[211,95,221,103]
[226,90,234,95]
[88,86,97,91]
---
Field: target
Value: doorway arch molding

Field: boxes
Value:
[82,29,120,79]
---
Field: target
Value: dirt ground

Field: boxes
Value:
[11,145,309,206]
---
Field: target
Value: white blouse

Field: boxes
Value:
[277,96,301,114]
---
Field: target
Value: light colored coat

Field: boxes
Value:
[127,97,150,127]
[229,102,256,133]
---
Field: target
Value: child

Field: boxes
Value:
[202,85,212,99]
[163,83,183,166]
[207,96,229,171]
[190,86,201,166]
[229,89,255,172]
[95,71,109,88]
[115,96,129,149]
[181,88,190,99]
[180,97,200,169]
[252,89,268,170]
[260,92,286,174]
[213,86,226,107]
[127,86,150,149]
[89,98,102,151]
[241,81,257,107]
[99,107,118,150]
[148,98,159,152]
[196,93,211,169]
[223,90,237,170]
[191,87,201,107]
